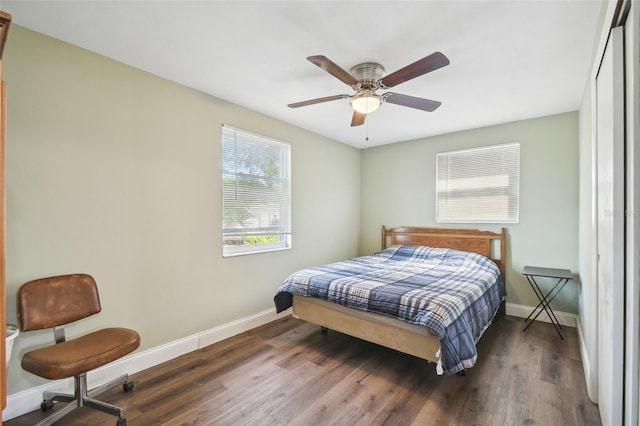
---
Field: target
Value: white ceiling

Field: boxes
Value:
[3,1,603,148]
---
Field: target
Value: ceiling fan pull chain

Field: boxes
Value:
[364,120,369,149]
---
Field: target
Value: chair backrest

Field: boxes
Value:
[18,274,102,331]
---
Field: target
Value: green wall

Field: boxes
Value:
[3,26,361,394]
[360,112,580,312]
[3,24,581,398]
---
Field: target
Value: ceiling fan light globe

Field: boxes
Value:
[350,95,381,114]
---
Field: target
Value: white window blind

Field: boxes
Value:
[436,142,520,223]
[222,125,291,256]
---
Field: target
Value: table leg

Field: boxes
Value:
[523,276,570,339]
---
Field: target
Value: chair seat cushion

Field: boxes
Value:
[22,327,141,380]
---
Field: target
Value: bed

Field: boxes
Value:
[273,226,506,375]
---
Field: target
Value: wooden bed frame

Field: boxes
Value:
[291,226,506,365]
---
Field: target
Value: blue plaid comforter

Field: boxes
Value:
[273,245,505,375]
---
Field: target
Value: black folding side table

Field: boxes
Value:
[522,266,573,340]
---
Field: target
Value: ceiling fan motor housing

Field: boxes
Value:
[349,62,385,89]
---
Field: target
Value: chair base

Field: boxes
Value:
[35,372,132,426]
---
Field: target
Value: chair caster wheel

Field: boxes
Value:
[123,381,134,392]
[41,400,54,412]
[117,419,128,426]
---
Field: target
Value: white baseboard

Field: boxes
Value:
[3,303,570,421]
[506,302,576,327]
[576,316,598,403]
[2,307,292,421]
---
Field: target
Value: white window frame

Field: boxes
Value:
[222,125,292,257]
[436,142,520,224]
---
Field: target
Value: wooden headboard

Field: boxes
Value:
[382,226,506,278]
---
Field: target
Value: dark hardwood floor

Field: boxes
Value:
[5,314,601,425]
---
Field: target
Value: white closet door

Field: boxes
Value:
[596,26,625,426]
[624,3,640,424]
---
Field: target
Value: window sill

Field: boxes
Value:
[222,246,292,258]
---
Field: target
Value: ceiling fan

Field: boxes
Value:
[288,52,450,127]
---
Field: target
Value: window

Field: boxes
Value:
[436,142,519,223]
[222,125,291,256]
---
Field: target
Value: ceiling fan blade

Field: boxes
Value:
[379,52,450,89]
[307,55,359,87]
[287,94,349,108]
[351,111,366,127]
[384,92,442,112]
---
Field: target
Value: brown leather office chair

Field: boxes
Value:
[18,274,141,426]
